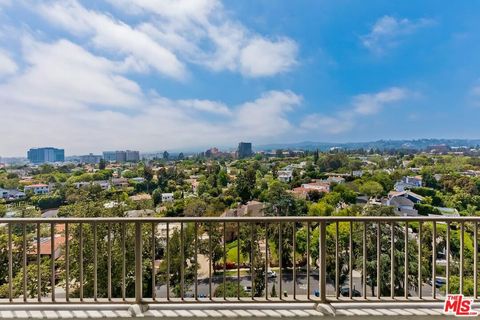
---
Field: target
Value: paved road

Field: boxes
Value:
[155,271,440,299]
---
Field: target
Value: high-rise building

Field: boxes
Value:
[115,151,127,163]
[103,151,117,162]
[79,153,102,164]
[126,150,140,162]
[237,142,253,159]
[27,147,65,164]
[103,150,139,163]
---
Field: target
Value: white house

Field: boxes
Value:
[394,176,423,192]
[161,193,174,202]
[277,170,293,183]
[74,180,111,190]
[24,184,49,195]
[0,188,26,200]
[327,176,346,184]
[352,170,363,177]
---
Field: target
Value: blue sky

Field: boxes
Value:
[0,0,480,156]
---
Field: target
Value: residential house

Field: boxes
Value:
[381,190,424,216]
[157,223,181,240]
[394,176,423,192]
[24,184,49,195]
[0,188,26,200]
[161,193,174,202]
[222,201,265,241]
[29,224,66,260]
[112,178,129,188]
[277,169,293,183]
[291,182,330,199]
[326,176,346,184]
[352,170,363,177]
[435,207,460,217]
[74,180,111,190]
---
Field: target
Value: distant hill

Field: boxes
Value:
[256,139,480,151]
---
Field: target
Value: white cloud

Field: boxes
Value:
[0,36,302,155]
[234,90,302,136]
[352,87,407,115]
[105,0,218,23]
[102,0,298,77]
[300,87,409,134]
[300,113,354,134]
[177,99,231,115]
[469,81,480,107]
[0,0,10,8]
[471,85,480,97]
[240,37,297,77]
[37,0,187,80]
[0,39,143,111]
[0,33,408,155]
[361,15,434,54]
[24,0,299,80]
[0,50,16,76]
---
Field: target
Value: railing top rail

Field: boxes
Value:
[0,215,478,223]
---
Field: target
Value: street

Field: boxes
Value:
[155,270,441,299]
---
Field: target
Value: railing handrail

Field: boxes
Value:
[0,215,478,223]
[1,215,478,304]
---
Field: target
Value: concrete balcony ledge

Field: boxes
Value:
[0,302,459,319]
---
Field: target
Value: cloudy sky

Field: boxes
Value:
[1,0,480,156]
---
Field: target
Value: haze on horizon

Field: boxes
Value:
[1,0,480,157]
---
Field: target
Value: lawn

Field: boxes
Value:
[222,240,249,264]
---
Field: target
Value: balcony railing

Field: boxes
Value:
[0,216,478,305]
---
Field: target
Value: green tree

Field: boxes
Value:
[217,169,229,188]
[183,198,207,217]
[308,202,334,216]
[240,224,265,297]
[313,149,319,164]
[31,195,63,210]
[152,188,162,207]
[143,166,154,193]
[99,159,106,170]
[0,260,52,298]
[235,167,256,203]
[158,224,197,297]
[214,282,249,298]
[359,181,384,198]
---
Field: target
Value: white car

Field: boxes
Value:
[267,270,277,278]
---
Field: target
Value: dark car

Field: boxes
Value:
[340,287,361,297]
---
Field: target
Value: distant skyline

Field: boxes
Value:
[1,1,480,156]
[2,138,479,158]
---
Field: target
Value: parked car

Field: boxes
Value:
[243,286,252,293]
[429,277,446,288]
[340,287,361,297]
[267,270,277,278]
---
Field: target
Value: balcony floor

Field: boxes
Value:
[0,302,458,319]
